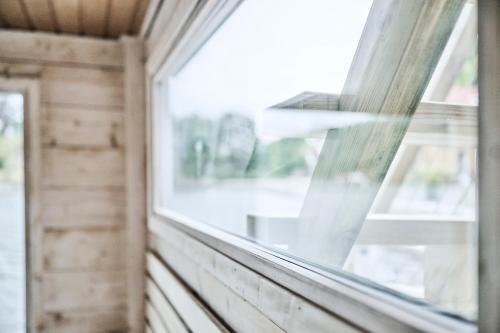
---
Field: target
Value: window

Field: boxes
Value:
[153,0,478,324]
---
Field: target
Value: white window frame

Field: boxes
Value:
[144,0,497,331]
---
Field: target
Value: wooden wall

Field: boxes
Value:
[0,31,128,333]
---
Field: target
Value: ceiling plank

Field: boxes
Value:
[0,0,32,29]
[51,0,80,34]
[82,0,108,37]
[108,0,137,38]
[131,0,149,34]
[24,0,55,31]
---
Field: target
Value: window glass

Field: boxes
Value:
[155,0,478,321]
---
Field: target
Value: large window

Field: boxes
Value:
[154,0,478,324]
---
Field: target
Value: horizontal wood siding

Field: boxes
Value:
[147,218,364,333]
[0,31,127,332]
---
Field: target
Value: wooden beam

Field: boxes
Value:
[81,0,108,37]
[122,37,147,333]
[23,0,55,31]
[294,0,466,267]
[478,0,500,331]
[0,31,124,68]
[0,0,31,29]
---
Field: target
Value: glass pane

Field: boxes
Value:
[156,0,478,322]
[0,92,25,333]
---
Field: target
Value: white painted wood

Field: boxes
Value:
[478,0,500,331]
[0,31,123,68]
[145,301,169,333]
[43,271,127,312]
[146,253,230,333]
[151,212,476,333]
[140,0,160,38]
[146,278,189,333]
[146,0,198,74]
[149,230,362,333]
[122,36,147,333]
[42,227,125,271]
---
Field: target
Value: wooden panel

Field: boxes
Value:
[41,310,127,333]
[0,0,32,29]
[42,67,123,107]
[146,278,189,333]
[108,0,138,38]
[41,188,125,227]
[43,271,127,311]
[122,37,147,333]
[51,0,79,33]
[147,253,231,333]
[42,147,124,188]
[145,302,169,333]
[81,0,109,37]
[24,0,55,31]
[478,0,500,331]
[149,223,362,333]
[42,105,124,149]
[43,227,125,271]
[0,31,123,67]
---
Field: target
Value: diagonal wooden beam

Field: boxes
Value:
[293,0,466,267]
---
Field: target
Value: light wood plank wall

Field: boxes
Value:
[0,31,127,333]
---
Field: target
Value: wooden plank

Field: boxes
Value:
[0,31,123,67]
[149,226,363,333]
[478,0,500,331]
[41,310,127,333]
[296,0,465,267]
[43,227,125,271]
[24,0,56,31]
[0,0,32,29]
[51,0,79,34]
[42,105,124,149]
[145,302,169,333]
[41,188,125,227]
[42,147,124,188]
[81,0,108,37]
[43,271,127,311]
[147,253,232,333]
[108,0,138,38]
[146,278,189,333]
[122,37,147,333]
[41,67,123,107]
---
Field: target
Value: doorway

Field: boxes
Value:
[0,91,25,333]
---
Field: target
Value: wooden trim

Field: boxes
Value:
[122,37,147,333]
[0,78,42,333]
[478,0,499,331]
[0,30,123,68]
[146,252,231,333]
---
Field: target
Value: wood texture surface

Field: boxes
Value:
[0,0,150,38]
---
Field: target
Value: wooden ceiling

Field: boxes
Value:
[0,0,150,38]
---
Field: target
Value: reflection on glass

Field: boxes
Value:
[0,92,25,332]
[157,0,478,322]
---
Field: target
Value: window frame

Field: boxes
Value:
[145,0,489,332]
